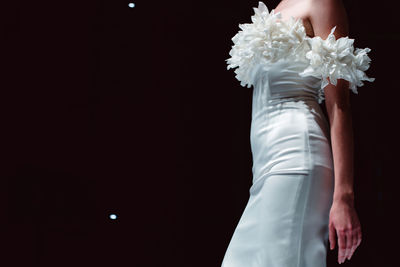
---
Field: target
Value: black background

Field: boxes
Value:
[2,0,398,266]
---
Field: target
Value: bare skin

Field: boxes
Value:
[274,0,362,264]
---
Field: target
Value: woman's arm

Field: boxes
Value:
[310,0,354,203]
[308,0,362,264]
[325,79,355,204]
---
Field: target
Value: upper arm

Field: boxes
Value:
[309,0,351,115]
[309,0,349,39]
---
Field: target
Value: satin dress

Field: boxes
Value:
[222,2,375,267]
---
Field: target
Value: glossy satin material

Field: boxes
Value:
[221,59,335,267]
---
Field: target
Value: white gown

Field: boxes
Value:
[222,2,375,267]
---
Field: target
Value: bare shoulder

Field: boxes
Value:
[274,0,318,38]
[308,0,349,39]
[273,0,348,39]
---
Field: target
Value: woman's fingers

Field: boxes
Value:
[348,226,362,260]
[344,230,353,261]
[337,229,347,264]
[348,231,358,260]
[329,203,362,264]
[357,227,362,247]
[329,222,336,250]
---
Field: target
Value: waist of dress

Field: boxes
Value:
[266,95,318,105]
[251,94,325,123]
[254,95,320,111]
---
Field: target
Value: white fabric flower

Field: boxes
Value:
[298,26,375,103]
[226,1,308,88]
[226,1,375,104]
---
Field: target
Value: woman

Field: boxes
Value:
[222,0,374,266]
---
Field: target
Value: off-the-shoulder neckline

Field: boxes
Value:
[269,8,344,41]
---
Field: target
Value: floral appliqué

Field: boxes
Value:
[226,1,375,103]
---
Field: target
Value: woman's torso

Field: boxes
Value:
[250,59,334,183]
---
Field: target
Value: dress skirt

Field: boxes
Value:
[221,98,335,267]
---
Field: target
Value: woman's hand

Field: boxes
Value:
[329,199,362,264]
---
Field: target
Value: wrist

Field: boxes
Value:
[333,191,355,205]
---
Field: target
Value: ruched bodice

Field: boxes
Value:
[252,58,321,106]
